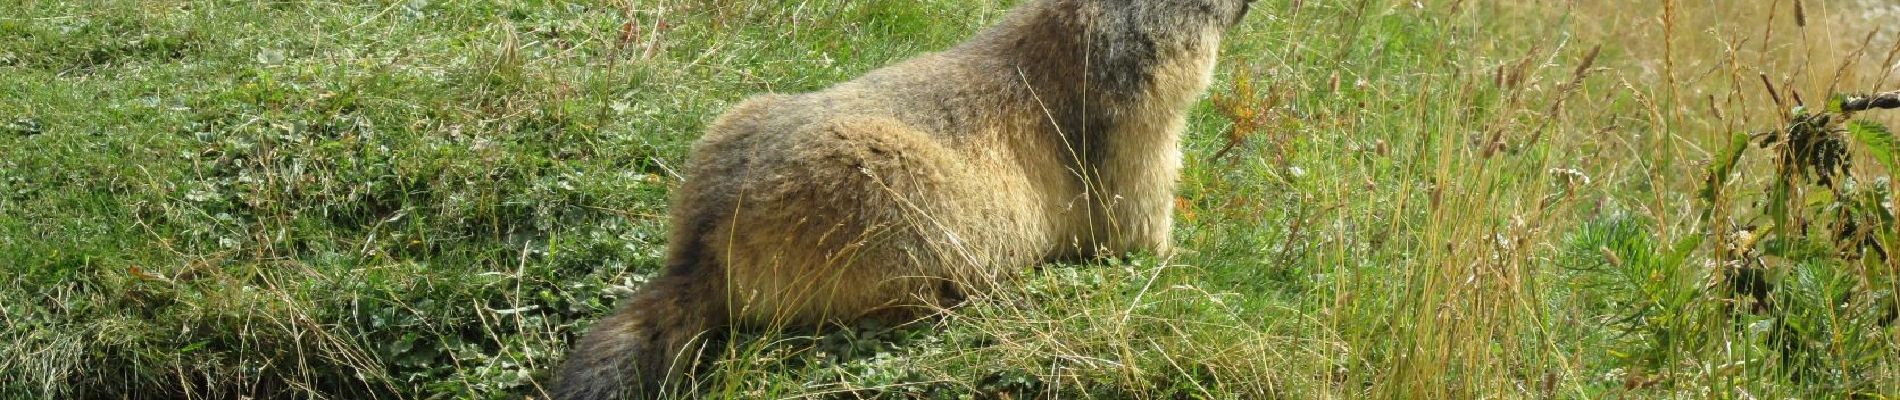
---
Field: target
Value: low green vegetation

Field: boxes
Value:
[2,0,1895,398]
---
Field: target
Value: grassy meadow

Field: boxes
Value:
[3,0,1899,398]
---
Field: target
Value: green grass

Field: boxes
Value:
[3,0,1898,398]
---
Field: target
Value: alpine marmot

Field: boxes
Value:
[555,0,1253,398]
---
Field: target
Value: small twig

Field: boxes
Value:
[649,156,685,182]
[1841,90,1900,112]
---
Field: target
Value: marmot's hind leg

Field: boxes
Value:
[724,117,1004,326]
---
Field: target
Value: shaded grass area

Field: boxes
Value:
[1,0,1896,398]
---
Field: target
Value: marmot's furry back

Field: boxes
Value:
[554,0,1253,398]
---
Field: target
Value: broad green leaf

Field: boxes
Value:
[1700,132,1750,204]
[1664,234,1703,269]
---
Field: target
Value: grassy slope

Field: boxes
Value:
[2,0,1896,398]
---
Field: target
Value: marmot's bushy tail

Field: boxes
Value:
[553,272,722,400]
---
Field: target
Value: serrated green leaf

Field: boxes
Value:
[1846,119,1900,171]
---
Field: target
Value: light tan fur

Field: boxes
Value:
[555,0,1253,398]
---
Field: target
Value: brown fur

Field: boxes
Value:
[555,0,1252,398]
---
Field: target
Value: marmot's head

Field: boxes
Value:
[1198,0,1259,29]
[1112,0,1256,28]
[1079,0,1255,50]
[985,0,1254,96]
